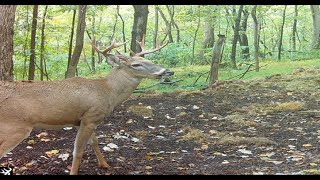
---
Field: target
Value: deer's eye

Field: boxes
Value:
[131,64,142,67]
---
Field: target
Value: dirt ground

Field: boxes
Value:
[1,67,320,175]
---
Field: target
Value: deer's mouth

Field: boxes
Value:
[154,69,174,78]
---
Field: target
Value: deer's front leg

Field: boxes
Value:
[90,133,110,168]
[70,122,96,175]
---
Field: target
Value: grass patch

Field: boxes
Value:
[127,105,154,117]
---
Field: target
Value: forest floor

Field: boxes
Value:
[1,67,320,175]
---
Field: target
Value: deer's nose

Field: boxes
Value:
[163,70,174,76]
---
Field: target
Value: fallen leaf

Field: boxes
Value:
[221,160,229,164]
[63,127,73,130]
[45,150,60,157]
[58,153,70,161]
[107,143,118,149]
[267,160,283,165]
[145,166,152,170]
[302,144,312,147]
[192,105,200,110]
[148,125,156,129]
[259,152,275,157]
[201,144,209,150]
[27,140,36,145]
[36,132,48,138]
[103,146,113,152]
[309,163,317,167]
[126,119,133,124]
[40,138,50,142]
[237,149,252,155]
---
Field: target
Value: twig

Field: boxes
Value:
[226,62,271,80]
[134,79,183,93]
[239,64,253,79]
[193,72,209,86]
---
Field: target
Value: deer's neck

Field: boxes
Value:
[104,68,141,106]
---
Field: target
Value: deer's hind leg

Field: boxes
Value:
[90,133,109,168]
[0,123,33,159]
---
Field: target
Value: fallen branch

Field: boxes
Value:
[134,79,183,93]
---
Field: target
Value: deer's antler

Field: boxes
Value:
[91,37,129,56]
[133,34,168,57]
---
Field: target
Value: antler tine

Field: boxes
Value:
[134,38,168,57]
[91,37,129,56]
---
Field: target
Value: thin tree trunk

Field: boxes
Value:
[191,5,201,65]
[153,5,159,48]
[310,5,320,49]
[130,5,148,55]
[251,5,260,72]
[117,5,127,52]
[230,5,243,69]
[66,5,87,79]
[278,5,287,61]
[110,9,118,40]
[66,8,76,76]
[0,5,16,81]
[291,5,298,51]
[40,5,48,81]
[239,8,250,61]
[22,6,30,80]
[157,6,173,44]
[28,5,38,80]
[166,5,180,43]
[209,34,225,86]
[91,14,96,73]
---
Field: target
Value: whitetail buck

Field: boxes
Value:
[0,36,173,175]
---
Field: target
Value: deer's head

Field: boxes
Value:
[91,35,174,79]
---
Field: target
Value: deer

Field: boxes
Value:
[0,35,174,175]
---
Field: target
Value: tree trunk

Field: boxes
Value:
[65,5,87,79]
[0,5,16,81]
[22,6,30,80]
[311,5,320,49]
[28,5,38,80]
[130,5,148,55]
[157,6,173,44]
[278,5,287,61]
[291,5,298,51]
[66,8,76,77]
[251,5,260,72]
[40,5,48,81]
[239,8,250,61]
[166,5,180,43]
[230,5,243,69]
[209,34,225,86]
[191,5,201,65]
[153,5,159,48]
[91,13,96,73]
[117,5,127,53]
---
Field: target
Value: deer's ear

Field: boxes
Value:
[105,54,121,67]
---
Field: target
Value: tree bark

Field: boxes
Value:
[117,5,127,52]
[166,5,180,43]
[28,5,38,80]
[22,6,30,80]
[0,5,16,81]
[291,5,298,51]
[191,5,201,65]
[251,5,260,72]
[91,13,96,73]
[278,5,287,61]
[230,5,243,69]
[311,5,320,49]
[157,6,173,44]
[66,8,76,77]
[40,5,48,81]
[209,34,225,86]
[239,8,250,61]
[130,5,148,55]
[66,5,87,79]
[153,5,159,48]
